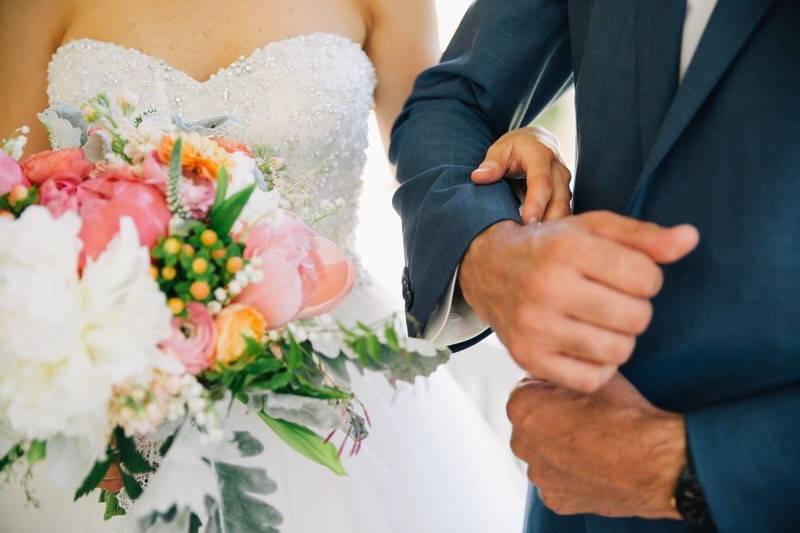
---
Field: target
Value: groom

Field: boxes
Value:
[391,1,800,532]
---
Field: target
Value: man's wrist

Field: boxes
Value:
[458,219,520,307]
[643,411,687,519]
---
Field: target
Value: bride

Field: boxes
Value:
[0,1,530,531]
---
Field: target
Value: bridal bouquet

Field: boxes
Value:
[0,93,448,531]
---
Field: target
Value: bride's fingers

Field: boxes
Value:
[472,126,563,223]
[541,162,573,222]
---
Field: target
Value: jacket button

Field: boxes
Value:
[401,266,413,312]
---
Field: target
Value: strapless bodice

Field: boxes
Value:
[47,33,377,256]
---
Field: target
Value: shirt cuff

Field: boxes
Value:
[422,267,490,346]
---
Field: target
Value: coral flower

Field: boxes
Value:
[78,168,171,262]
[214,304,267,365]
[21,148,93,185]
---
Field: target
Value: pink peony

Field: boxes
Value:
[38,175,82,216]
[142,151,168,190]
[0,152,27,195]
[78,171,171,261]
[21,148,93,185]
[162,302,217,375]
[143,150,214,218]
[236,217,356,329]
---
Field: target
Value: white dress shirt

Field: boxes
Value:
[425,0,719,345]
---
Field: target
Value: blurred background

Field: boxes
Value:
[355,1,577,450]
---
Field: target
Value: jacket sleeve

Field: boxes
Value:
[685,383,800,531]
[389,0,573,343]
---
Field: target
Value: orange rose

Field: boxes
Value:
[214,304,267,365]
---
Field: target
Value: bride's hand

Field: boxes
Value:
[471,126,572,224]
[99,462,123,493]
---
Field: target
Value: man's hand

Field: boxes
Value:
[459,212,699,392]
[472,126,572,223]
[507,374,686,518]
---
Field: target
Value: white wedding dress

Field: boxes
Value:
[0,34,526,533]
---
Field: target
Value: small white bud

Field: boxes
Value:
[228,280,242,295]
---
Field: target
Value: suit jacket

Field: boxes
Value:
[390,0,800,531]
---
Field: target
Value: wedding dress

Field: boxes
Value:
[0,33,525,533]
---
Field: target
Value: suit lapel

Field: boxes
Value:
[628,0,775,216]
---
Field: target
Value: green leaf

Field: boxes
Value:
[159,433,177,457]
[102,490,126,521]
[115,427,153,474]
[74,457,112,500]
[212,166,229,212]
[384,325,401,352]
[120,469,143,500]
[0,444,23,473]
[258,412,346,476]
[245,357,283,375]
[250,370,293,391]
[209,183,255,236]
[286,336,302,372]
[26,440,46,464]
[291,380,352,401]
[243,336,265,359]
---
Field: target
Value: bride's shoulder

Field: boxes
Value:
[362,0,436,28]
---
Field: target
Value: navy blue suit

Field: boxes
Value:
[390,1,800,531]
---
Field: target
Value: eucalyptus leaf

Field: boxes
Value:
[258,412,346,476]
[383,345,451,384]
[259,392,341,430]
[173,114,241,135]
[38,109,82,149]
[232,431,264,458]
[213,462,282,533]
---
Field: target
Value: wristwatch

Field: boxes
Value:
[672,455,715,528]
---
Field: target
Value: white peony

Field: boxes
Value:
[0,207,175,459]
[80,217,174,384]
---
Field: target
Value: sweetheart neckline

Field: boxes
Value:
[52,32,369,85]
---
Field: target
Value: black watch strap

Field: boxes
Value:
[673,457,715,529]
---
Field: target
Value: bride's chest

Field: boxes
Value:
[47,35,376,150]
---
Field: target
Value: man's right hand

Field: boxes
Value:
[459,212,699,393]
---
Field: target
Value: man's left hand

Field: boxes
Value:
[507,373,686,519]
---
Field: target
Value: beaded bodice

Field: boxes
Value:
[47,33,377,258]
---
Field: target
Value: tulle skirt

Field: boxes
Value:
[0,282,526,533]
